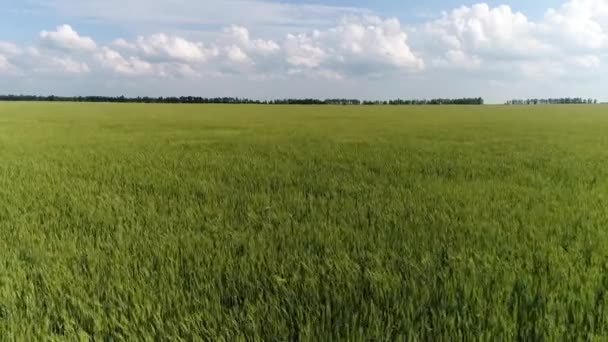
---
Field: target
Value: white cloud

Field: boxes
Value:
[422,4,549,63]
[284,16,424,75]
[0,55,17,74]
[543,0,608,50]
[17,4,607,84]
[0,42,22,56]
[573,54,601,68]
[518,60,567,80]
[224,26,280,56]
[135,34,218,63]
[419,1,607,80]
[96,46,200,78]
[40,25,97,52]
[24,47,41,57]
[93,18,424,80]
[226,45,251,64]
[50,56,90,74]
[0,44,42,76]
[432,50,482,70]
[285,33,327,68]
[96,47,154,76]
[105,34,222,77]
[111,38,136,51]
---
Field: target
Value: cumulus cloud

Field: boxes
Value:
[0,55,16,74]
[96,46,200,78]
[134,34,218,63]
[0,45,47,75]
[224,26,280,56]
[40,25,97,52]
[543,0,608,50]
[284,16,424,76]
[330,17,424,70]
[104,34,221,77]
[0,42,23,56]
[226,45,251,64]
[96,47,154,76]
[418,0,607,78]
[111,38,136,51]
[285,33,327,68]
[50,56,90,74]
[29,3,606,81]
[432,50,482,70]
[107,27,280,76]
[422,4,549,63]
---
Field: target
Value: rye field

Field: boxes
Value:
[1,102,608,340]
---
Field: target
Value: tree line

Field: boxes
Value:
[506,98,598,105]
[364,98,484,105]
[0,95,485,105]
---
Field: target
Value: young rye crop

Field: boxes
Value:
[0,103,607,339]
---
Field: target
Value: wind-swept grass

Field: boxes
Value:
[1,102,608,339]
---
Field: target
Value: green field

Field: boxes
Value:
[1,102,608,340]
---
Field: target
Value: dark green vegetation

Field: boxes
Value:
[507,97,598,105]
[0,94,484,105]
[1,103,608,340]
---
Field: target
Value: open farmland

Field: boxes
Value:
[1,102,608,339]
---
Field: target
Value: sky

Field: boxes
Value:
[0,0,606,103]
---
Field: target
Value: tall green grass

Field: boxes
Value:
[1,102,608,339]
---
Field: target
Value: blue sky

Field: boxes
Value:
[0,1,561,40]
[275,0,557,19]
[0,0,606,103]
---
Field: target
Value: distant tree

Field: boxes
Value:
[0,95,486,106]
[506,97,599,105]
